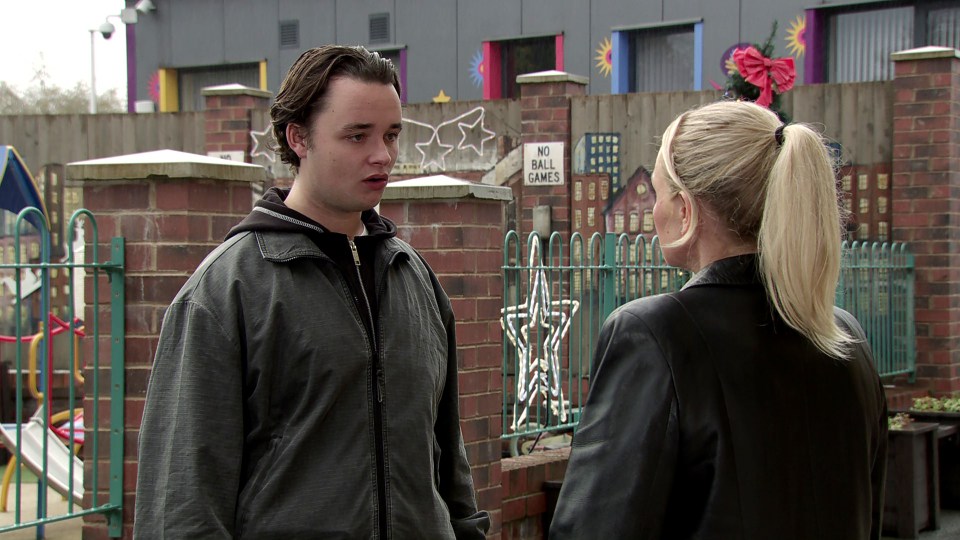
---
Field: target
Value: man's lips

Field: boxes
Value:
[363,175,389,189]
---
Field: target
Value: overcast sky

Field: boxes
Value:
[2,0,128,95]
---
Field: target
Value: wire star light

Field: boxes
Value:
[249,127,277,163]
[500,236,580,432]
[403,106,497,170]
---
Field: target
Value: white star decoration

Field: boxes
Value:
[402,106,498,170]
[414,131,455,170]
[457,114,496,157]
[249,127,277,163]
[500,236,580,432]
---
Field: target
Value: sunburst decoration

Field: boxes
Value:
[469,49,484,88]
[786,15,806,58]
[595,37,613,78]
[148,71,160,103]
[721,42,751,76]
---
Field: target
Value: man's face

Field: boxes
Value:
[294,77,402,222]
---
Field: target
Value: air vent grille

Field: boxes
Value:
[280,20,299,49]
[369,13,390,44]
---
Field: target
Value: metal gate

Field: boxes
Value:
[501,231,915,448]
[0,208,124,537]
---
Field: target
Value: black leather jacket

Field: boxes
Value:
[551,255,887,539]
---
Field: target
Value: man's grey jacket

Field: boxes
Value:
[135,189,489,539]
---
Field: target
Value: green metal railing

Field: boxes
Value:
[837,241,916,380]
[0,208,124,537]
[501,232,914,447]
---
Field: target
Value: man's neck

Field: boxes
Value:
[285,184,364,237]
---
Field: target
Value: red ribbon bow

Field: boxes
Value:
[732,46,796,108]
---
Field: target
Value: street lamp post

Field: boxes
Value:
[89,30,98,114]
[87,9,140,115]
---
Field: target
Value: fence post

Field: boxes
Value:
[600,233,617,322]
[202,84,272,163]
[890,46,960,394]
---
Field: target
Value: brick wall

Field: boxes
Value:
[890,47,960,395]
[500,448,570,540]
[67,151,262,539]
[380,179,512,538]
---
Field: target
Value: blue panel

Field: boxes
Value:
[612,31,631,94]
[693,22,703,91]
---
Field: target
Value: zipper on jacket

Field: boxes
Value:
[350,239,388,538]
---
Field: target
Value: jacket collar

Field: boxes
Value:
[254,230,406,264]
[681,253,761,290]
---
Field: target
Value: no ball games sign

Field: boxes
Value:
[523,142,564,186]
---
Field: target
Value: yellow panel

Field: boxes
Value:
[259,60,268,91]
[158,68,179,113]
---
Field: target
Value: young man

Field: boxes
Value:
[135,45,490,539]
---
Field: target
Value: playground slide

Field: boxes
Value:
[0,416,83,506]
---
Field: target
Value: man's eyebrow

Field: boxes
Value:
[340,122,403,131]
[341,122,374,131]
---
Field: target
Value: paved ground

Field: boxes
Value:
[899,508,960,539]
[0,468,955,539]
[0,483,82,539]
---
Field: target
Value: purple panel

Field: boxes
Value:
[399,49,408,104]
[127,22,137,113]
[804,9,824,84]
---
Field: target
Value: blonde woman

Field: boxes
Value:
[550,101,887,539]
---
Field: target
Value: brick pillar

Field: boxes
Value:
[66,150,264,539]
[202,84,272,162]
[380,177,512,539]
[890,46,960,395]
[516,71,588,239]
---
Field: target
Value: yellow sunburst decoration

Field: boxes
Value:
[786,15,806,58]
[595,37,613,78]
[432,90,451,103]
[725,56,738,76]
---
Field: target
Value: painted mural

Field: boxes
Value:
[573,133,621,187]
[469,49,484,88]
[786,14,807,58]
[148,71,161,104]
[573,132,656,239]
[595,38,612,78]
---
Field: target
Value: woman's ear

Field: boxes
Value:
[677,191,695,236]
[286,123,308,159]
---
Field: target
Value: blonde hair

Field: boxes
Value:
[657,100,853,358]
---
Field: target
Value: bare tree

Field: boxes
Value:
[0,62,125,115]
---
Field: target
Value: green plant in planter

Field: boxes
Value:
[912,396,960,413]
[888,412,914,430]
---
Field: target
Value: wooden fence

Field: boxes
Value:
[250,98,521,177]
[0,113,206,175]
[571,81,893,184]
[0,82,889,183]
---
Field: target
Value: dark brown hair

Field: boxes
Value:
[270,45,401,172]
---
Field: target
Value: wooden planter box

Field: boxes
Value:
[883,422,940,539]
[893,410,960,509]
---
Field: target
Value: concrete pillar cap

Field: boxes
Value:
[66,149,265,182]
[384,175,512,201]
[201,83,272,99]
[891,46,960,62]
[516,70,589,85]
